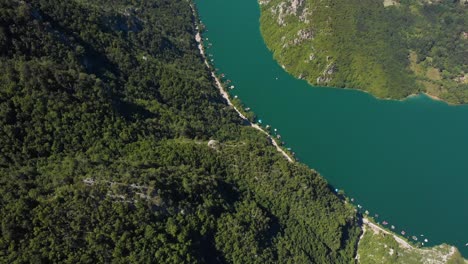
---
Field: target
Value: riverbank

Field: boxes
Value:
[421,92,448,104]
[296,75,455,106]
[357,217,466,264]
[269,57,457,106]
[190,4,294,163]
[361,217,413,249]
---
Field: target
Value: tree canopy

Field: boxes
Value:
[0,0,360,263]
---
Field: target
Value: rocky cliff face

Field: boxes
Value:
[261,0,335,84]
[265,0,310,26]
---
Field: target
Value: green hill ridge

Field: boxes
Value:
[259,0,468,104]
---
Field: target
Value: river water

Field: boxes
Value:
[195,0,468,256]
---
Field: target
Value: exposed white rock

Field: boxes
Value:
[309,53,315,61]
[291,28,314,45]
[271,0,307,26]
[299,7,311,23]
[290,0,305,14]
[208,139,220,149]
[383,0,399,7]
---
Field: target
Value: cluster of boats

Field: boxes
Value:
[351,199,432,246]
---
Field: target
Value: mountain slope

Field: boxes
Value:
[259,0,468,103]
[0,0,360,262]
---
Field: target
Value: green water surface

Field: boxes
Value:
[195,0,468,256]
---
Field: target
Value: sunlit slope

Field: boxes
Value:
[259,0,468,103]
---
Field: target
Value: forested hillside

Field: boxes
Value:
[0,0,361,262]
[259,0,468,103]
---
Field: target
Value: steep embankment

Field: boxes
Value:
[259,0,468,104]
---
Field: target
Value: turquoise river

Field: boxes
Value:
[195,0,468,256]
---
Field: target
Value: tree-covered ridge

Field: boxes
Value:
[259,0,468,103]
[0,0,360,262]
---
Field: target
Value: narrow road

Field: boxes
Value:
[362,218,412,249]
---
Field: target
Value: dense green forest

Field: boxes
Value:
[0,0,361,262]
[260,0,468,104]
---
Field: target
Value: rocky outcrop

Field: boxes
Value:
[269,0,308,26]
[383,0,399,7]
[290,0,305,14]
[208,139,220,150]
[316,63,336,84]
[291,28,314,45]
[271,2,286,26]
[309,53,316,61]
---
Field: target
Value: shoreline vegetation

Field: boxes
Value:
[358,217,467,263]
[325,84,449,105]
[361,218,412,250]
[297,64,460,106]
[278,66,452,105]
